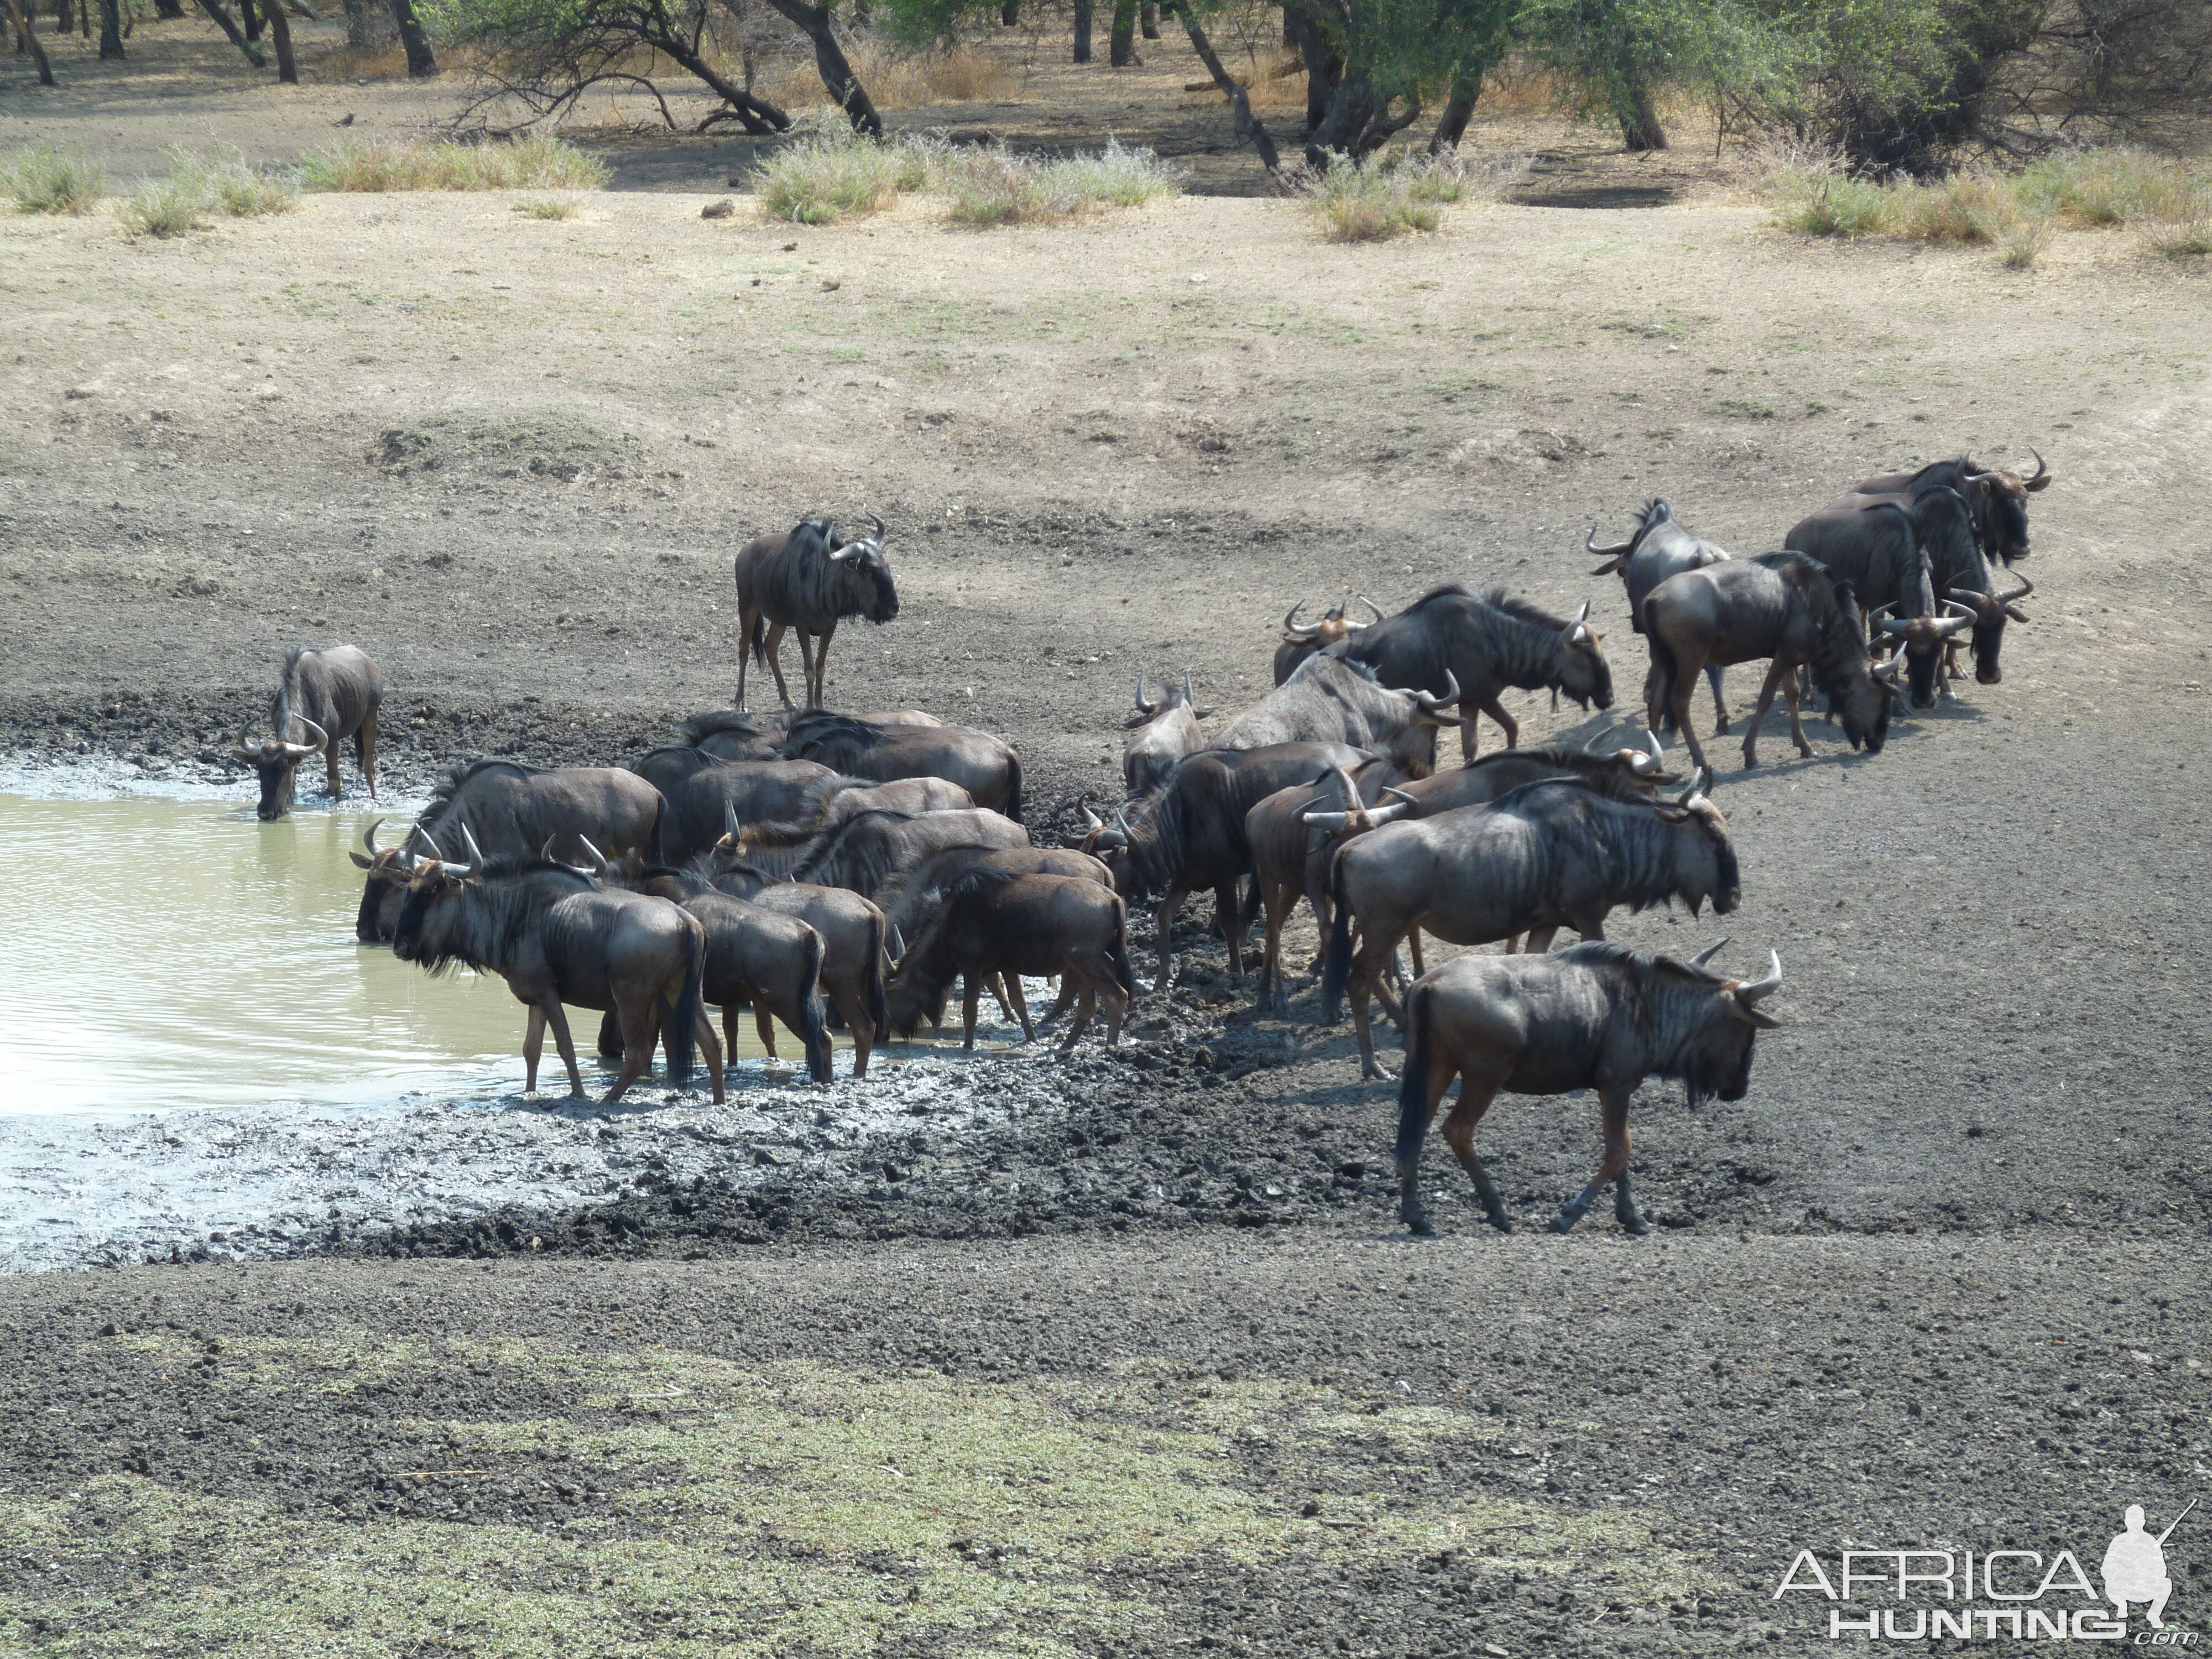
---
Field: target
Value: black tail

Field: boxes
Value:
[1239,865,1262,931]
[669,922,703,1086]
[1320,847,1354,1024]
[1108,897,1135,997]
[748,609,770,670]
[864,911,889,1037]
[1394,983,1435,1173]
[1647,631,1682,736]
[799,932,833,1084]
[1003,753,1024,825]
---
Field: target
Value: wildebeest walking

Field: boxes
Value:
[1584,503,1732,734]
[1328,586,1613,760]
[393,853,724,1105]
[1642,551,1903,771]
[885,869,1133,1051]
[1392,940,1782,1235]
[234,645,384,820]
[1123,671,1209,797]
[779,713,1023,821]
[732,515,900,709]
[1322,775,1741,1080]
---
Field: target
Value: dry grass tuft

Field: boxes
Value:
[299,133,608,192]
[1298,148,1528,242]
[758,126,932,223]
[935,138,1182,227]
[122,148,297,238]
[2,145,106,215]
[758,40,1017,112]
[512,198,580,219]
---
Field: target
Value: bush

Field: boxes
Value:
[935,139,1180,228]
[759,128,926,224]
[3,146,105,215]
[513,198,578,218]
[1298,150,1524,243]
[121,150,296,237]
[299,134,608,192]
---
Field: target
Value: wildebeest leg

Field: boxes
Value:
[811,619,837,708]
[1440,1082,1512,1233]
[1257,878,1297,1015]
[1348,926,1402,1081]
[754,1003,779,1060]
[1038,977,1078,1027]
[1457,713,1481,765]
[1552,1083,1642,1234]
[1478,695,1519,750]
[1668,651,1711,775]
[1396,1042,1458,1236]
[1005,974,1036,1042]
[358,709,379,800]
[1061,983,1098,1051]
[1407,927,1425,978]
[1740,658,1794,769]
[961,979,983,1052]
[597,1009,624,1060]
[604,999,658,1104]
[723,1008,743,1069]
[764,622,796,707]
[1215,881,1244,978]
[736,599,758,709]
[833,985,873,1077]
[1778,660,1815,759]
[523,1005,547,1094]
[1154,889,1185,993]
[1100,977,1126,1046]
[325,741,343,804]
[1705,665,1728,735]
[695,1011,726,1104]
[544,1001,586,1097]
[1521,926,1560,953]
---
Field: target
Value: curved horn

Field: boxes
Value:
[1584,522,1636,559]
[232,725,262,763]
[1572,599,1591,625]
[1933,600,1975,638]
[1329,765,1363,808]
[1182,671,1195,706]
[828,542,861,562]
[363,819,388,859]
[1566,598,1593,645]
[724,800,741,839]
[867,511,887,540]
[2020,447,2049,489]
[1281,600,1321,643]
[1689,937,1730,968]
[1877,617,1913,635]
[1356,595,1385,625]
[1738,950,1783,1003]
[461,825,487,867]
[1301,808,1353,830]
[1677,766,1712,808]
[577,835,611,874]
[1133,670,1156,716]
[2002,573,2034,603]
[1583,723,1625,755]
[1381,785,1418,806]
[1081,805,1104,832]
[409,823,441,858]
[887,923,906,960]
[1113,804,1132,834]
[281,716,328,758]
[1416,669,1462,714]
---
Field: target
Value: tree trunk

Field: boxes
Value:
[385,0,434,75]
[1614,82,1666,150]
[1177,3,1281,172]
[97,0,121,55]
[1108,0,1136,65]
[998,0,1014,20]
[342,0,364,43]
[54,0,70,34]
[239,0,260,40]
[1287,7,1338,133]
[195,0,265,64]
[1427,59,1482,152]
[1139,2,1156,39]
[751,0,871,132]
[1072,0,1091,61]
[4,0,55,81]
[259,0,294,81]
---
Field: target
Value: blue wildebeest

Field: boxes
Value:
[234,645,384,820]
[884,869,1133,1052]
[1322,774,1740,1080]
[779,713,1023,821]
[1783,494,1970,711]
[352,761,665,942]
[1274,596,1382,685]
[629,748,846,867]
[1825,484,2032,692]
[1642,551,1904,772]
[778,807,1029,900]
[1328,586,1613,760]
[393,851,723,1105]
[1585,503,1731,734]
[732,515,900,709]
[1123,671,1210,797]
[1214,655,1460,777]
[1850,451,2051,566]
[1392,940,1782,1235]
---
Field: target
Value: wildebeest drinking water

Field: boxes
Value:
[1392,940,1783,1236]
[732,515,900,710]
[234,645,384,820]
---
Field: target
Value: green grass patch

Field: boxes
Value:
[755,128,1180,227]
[300,133,609,192]
[2,144,105,214]
[758,127,928,224]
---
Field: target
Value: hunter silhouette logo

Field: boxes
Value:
[2105,1500,2193,1629]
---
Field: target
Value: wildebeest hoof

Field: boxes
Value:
[1548,1214,1580,1234]
[1485,1213,1515,1234]
[1620,1214,1651,1236]
[1405,1217,1436,1237]
[1363,1064,1395,1082]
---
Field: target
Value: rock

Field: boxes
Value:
[700,199,736,220]
[65,384,100,400]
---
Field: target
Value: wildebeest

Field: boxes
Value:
[1585,504,1732,734]
[1783,495,1966,708]
[885,870,1133,1051]
[781,807,1029,900]
[1123,671,1210,797]
[1840,485,2031,690]
[393,852,724,1105]
[352,762,665,943]
[1322,774,1741,1079]
[731,776,975,863]
[234,645,384,820]
[1392,940,1782,1235]
[779,713,1023,822]
[875,843,1114,943]
[1643,551,1903,771]
[1086,740,1371,992]
[1274,596,1382,684]
[676,707,946,764]
[628,748,846,867]
[732,515,900,709]
[1213,655,1460,777]
[1327,586,1613,760]
[1851,451,2051,565]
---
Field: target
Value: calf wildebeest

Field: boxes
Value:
[1585,503,1732,733]
[732,515,900,709]
[629,748,846,868]
[782,807,1029,901]
[1393,940,1782,1235]
[1213,655,1460,778]
[1086,740,1371,991]
[1328,586,1613,760]
[393,852,723,1105]
[1274,596,1382,684]
[780,713,1024,822]
[234,645,384,820]
[1123,671,1210,797]
[1322,774,1741,1080]
[614,864,833,1085]
[352,762,664,942]
[885,870,1133,1051]
[1851,451,2051,565]
[1643,551,1902,771]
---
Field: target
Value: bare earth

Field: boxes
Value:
[3,49,2212,1656]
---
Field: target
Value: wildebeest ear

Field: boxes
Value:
[1745,1008,1783,1030]
[348,851,374,869]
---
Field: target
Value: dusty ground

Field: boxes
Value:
[3,62,2212,1655]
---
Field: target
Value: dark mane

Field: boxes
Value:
[1403,583,1479,611]
[1472,587,1575,631]
[785,713,889,748]
[423,759,539,818]
[788,807,925,888]
[1556,938,1729,987]
[1754,550,1863,678]
[676,710,768,745]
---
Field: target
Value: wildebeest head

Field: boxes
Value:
[1275,596,1381,682]
[1964,451,2050,564]
[825,514,900,624]
[1671,940,1783,1104]
[1658,769,1740,916]
[1584,501,1670,576]
[233,716,327,821]
[1945,572,2032,685]
[1125,670,1210,726]
[1874,599,1976,709]
[1823,582,1899,753]
[1546,600,1613,711]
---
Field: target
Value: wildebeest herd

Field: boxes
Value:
[227,456,2047,1236]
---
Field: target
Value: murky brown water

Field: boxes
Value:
[0,795,772,1117]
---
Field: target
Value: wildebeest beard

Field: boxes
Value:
[1678,1032,1755,1107]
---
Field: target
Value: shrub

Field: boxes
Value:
[934,139,1180,228]
[3,146,105,215]
[2140,187,2212,258]
[120,149,298,237]
[2001,216,2053,268]
[513,198,578,218]
[299,133,608,192]
[1297,151,1520,243]
[758,128,922,223]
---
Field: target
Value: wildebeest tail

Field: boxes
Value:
[864,910,889,1037]
[799,930,833,1084]
[1108,896,1135,997]
[1394,983,1434,1172]
[748,609,770,670]
[1647,629,1682,736]
[1004,752,1024,825]
[1320,848,1354,1023]
[670,920,703,1086]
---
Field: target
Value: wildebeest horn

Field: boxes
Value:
[232,726,260,763]
[1678,766,1712,808]
[1382,786,1417,805]
[1301,808,1355,830]
[283,716,328,758]
[1357,596,1384,625]
[867,511,887,539]
[1738,951,1783,1003]
[1624,731,1667,776]
[1877,617,1913,636]
[2020,447,2051,490]
[1183,671,1196,705]
[350,816,393,870]
[2001,573,2033,622]
[1585,523,1636,559]
[723,800,741,840]
[409,824,440,858]
[1689,937,1730,967]
[828,541,860,562]
[1933,601,1975,637]
[1565,598,1593,646]
[1281,600,1322,643]
[577,835,611,874]
[462,825,487,867]
[1329,765,1363,808]
[1134,671,1157,716]
[1081,805,1104,832]
[888,923,906,961]
[1583,723,1626,755]
[1416,670,1462,714]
